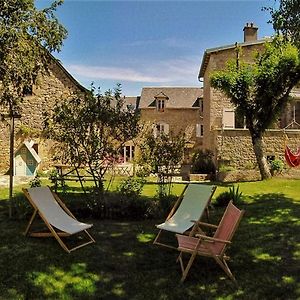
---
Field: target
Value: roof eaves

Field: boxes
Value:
[50,53,89,94]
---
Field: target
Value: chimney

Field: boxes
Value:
[243,22,258,42]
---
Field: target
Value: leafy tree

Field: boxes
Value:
[45,84,141,203]
[0,0,67,112]
[210,38,300,179]
[0,0,67,216]
[139,131,186,197]
[267,0,300,48]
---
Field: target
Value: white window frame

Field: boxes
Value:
[222,109,235,129]
[156,99,165,112]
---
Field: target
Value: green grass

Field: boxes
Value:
[0,178,299,299]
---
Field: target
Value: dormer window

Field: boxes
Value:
[157,99,165,112]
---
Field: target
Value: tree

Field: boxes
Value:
[210,38,300,180]
[45,84,141,203]
[268,0,300,48]
[0,0,67,216]
[138,131,186,196]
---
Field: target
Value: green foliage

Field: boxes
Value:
[117,177,146,199]
[191,149,216,174]
[267,0,300,48]
[214,185,243,207]
[29,173,42,188]
[12,194,32,219]
[138,131,185,198]
[45,84,141,199]
[139,131,185,175]
[210,37,300,179]
[0,0,67,111]
[270,159,284,175]
[214,191,231,207]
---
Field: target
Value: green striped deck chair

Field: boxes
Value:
[153,183,216,249]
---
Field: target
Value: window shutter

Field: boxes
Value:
[223,109,235,129]
[164,123,169,134]
[152,124,157,138]
[196,124,201,137]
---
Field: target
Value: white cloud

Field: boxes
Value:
[67,55,200,84]
[68,65,168,83]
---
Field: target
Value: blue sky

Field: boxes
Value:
[36,0,276,96]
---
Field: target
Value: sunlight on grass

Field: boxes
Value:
[123,251,135,257]
[248,208,297,224]
[110,232,123,237]
[28,263,100,297]
[282,276,295,284]
[7,288,25,300]
[136,233,155,243]
[251,248,281,262]
[293,243,300,259]
[112,283,125,296]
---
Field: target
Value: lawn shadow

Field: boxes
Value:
[0,192,299,299]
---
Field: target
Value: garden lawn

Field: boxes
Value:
[0,178,299,299]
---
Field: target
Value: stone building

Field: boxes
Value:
[0,57,87,175]
[121,87,204,164]
[198,23,300,174]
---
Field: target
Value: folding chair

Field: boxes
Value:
[23,186,95,253]
[153,184,216,249]
[176,201,244,282]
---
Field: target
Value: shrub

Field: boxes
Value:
[270,159,284,175]
[214,185,243,207]
[12,194,32,219]
[29,173,42,188]
[191,149,216,174]
[117,177,146,199]
[214,191,232,207]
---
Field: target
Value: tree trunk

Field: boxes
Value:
[251,135,272,180]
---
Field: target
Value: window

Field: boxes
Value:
[154,122,169,137]
[223,108,247,129]
[200,99,204,113]
[196,124,204,137]
[33,143,39,154]
[27,159,34,166]
[222,109,235,129]
[157,99,165,112]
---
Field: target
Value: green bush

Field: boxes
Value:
[270,159,284,175]
[214,185,243,207]
[117,177,146,199]
[214,191,232,207]
[191,149,216,174]
[29,173,42,188]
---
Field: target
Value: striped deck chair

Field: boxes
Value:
[176,201,244,282]
[153,184,216,249]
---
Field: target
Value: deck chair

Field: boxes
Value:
[23,186,95,253]
[153,184,216,249]
[176,201,244,283]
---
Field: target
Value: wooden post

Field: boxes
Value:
[7,111,21,218]
[9,113,15,218]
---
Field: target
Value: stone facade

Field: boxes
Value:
[0,59,86,174]
[138,87,204,162]
[199,25,300,173]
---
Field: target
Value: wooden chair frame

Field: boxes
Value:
[23,187,95,253]
[176,201,244,283]
[153,184,217,249]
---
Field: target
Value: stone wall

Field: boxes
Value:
[140,107,203,147]
[0,61,84,174]
[214,128,300,169]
